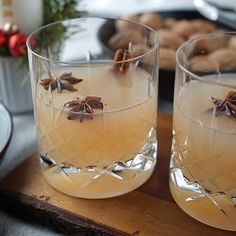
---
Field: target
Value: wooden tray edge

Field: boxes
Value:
[0,187,130,236]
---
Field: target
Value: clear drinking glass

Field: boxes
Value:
[27,17,159,199]
[170,32,236,230]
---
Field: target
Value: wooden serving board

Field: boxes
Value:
[0,113,233,236]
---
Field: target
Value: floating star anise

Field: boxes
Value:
[40,72,83,93]
[211,91,236,118]
[64,96,103,122]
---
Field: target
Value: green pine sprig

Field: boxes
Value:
[19,0,85,78]
[43,0,85,24]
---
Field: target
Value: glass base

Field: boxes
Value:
[170,141,236,231]
[39,137,157,199]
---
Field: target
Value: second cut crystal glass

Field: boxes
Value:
[170,32,236,230]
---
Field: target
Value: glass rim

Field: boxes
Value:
[176,31,236,89]
[26,16,159,66]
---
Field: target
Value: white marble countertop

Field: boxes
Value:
[78,0,194,16]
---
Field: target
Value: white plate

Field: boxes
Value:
[0,102,13,159]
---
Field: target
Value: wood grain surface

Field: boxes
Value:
[0,113,234,236]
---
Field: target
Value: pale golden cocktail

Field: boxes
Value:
[171,32,236,230]
[27,17,158,198]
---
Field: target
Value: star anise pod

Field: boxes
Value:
[64,96,103,122]
[40,72,83,93]
[211,91,236,118]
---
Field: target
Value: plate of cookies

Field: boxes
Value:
[98,11,234,101]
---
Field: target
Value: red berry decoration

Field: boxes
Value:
[0,29,7,47]
[9,33,28,57]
